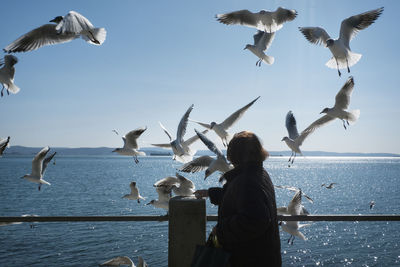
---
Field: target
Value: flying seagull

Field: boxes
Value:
[153,173,195,197]
[4,10,106,53]
[21,147,56,191]
[0,55,20,97]
[216,7,297,33]
[279,190,311,245]
[282,77,359,166]
[179,129,232,179]
[152,104,207,163]
[99,255,148,267]
[244,31,275,66]
[274,185,314,204]
[112,127,147,163]
[122,182,146,203]
[321,182,337,189]
[0,136,10,156]
[146,183,173,212]
[298,7,383,76]
[191,96,260,147]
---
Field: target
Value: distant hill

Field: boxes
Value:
[3,146,399,157]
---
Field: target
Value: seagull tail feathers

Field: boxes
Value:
[262,54,275,65]
[325,52,362,69]
[347,109,360,123]
[6,83,20,94]
[83,28,107,45]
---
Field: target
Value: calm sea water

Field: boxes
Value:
[0,155,399,266]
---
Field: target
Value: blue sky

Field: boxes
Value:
[1,0,399,154]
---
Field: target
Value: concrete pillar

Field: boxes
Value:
[168,196,206,267]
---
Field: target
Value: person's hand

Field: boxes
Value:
[194,189,209,199]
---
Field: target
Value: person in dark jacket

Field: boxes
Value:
[195,131,282,267]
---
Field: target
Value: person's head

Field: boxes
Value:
[227,131,269,167]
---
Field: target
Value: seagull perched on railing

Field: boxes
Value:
[216,7,297,33]
[99,255,147,267]
[191,96,260,147]
[298,7,383,76]
[244,31,275,66]
[112,127,147,164]
[4,10,106,53]
[0,136,10,156]
[279,190,311,245]
[123,182,146,203]
[152,105,207,163]
[21,147,56,191]
[0,55,20,97]
[179,129,232,179]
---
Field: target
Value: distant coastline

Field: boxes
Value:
[3,146,399,157]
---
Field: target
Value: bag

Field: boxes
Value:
[191,233,230,267]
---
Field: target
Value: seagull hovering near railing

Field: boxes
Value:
[299,7,383,76]
[123,182,146,203]
[112,127,147,164]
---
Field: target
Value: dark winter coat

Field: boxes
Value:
[208,162,281,267]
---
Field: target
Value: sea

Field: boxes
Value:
[0,155,399,266]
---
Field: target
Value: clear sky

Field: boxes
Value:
[1,0,399,154]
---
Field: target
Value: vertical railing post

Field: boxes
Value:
[168,197,206,267]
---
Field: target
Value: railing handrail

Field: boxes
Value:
[1,214,400,223]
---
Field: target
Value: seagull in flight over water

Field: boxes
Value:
[321,182,337,189]
[21,147,56,191]
[191,96,260,147]
[0,55,20,97]
[112,127,147,164]
[122,182,146,203]
[279,190,311,245]
[151,104,207,163]
[282,77,359,166]
[298,7,383,76]
[4,10,106,53]
[153,173,195,197]
[216,7,297,33]
[99,255,148,267]
[244,31,275,66]
[179,129,233,179]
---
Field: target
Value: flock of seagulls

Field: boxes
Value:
[0,6,385,258]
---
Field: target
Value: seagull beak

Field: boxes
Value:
[49,18,56,23]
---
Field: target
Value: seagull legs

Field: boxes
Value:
[133,155,139,164]
[1,85,4,97]
[342,120,347,130]
[288,152,296,167]
[346,58,350,73]
[38,184,41,191]
[335,58,341,77]
[288,235,295,245]
[256,59,262,67]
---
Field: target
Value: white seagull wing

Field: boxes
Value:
[295,115,335,147]
[4,24,77,53]
[158,121,173,141]
[32,146,50,177]
[220,96,260,130]
[216,10,260,28]
[287,190,302,215]
[183,129,208,147]
[298,27,331,46]
[56,11,94,34]
[179,156,214,173]
[334,76,355,110]
[124,127,147,150]
[273,7,298,26]
[339,7,384,47]
[177,104,194,144]
[195,129,224,157]
[285,111,299,140]
[42,151,56,176]
[175,172,195,189]
[254,31,275,51]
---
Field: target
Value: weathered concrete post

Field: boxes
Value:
[168,196,206,267]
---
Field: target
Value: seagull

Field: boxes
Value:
[274,185,314,204]
[369,200,375,209]
[151,104,207,163]
[216,7,297,33]
[4,10,106,53]
[321,182,337,189]
[154,173,195,197]
[122,182,146,203]
[298,7,383,76]
[99,256,147,267]
[0,55,20,97]
[179,129,233,179]
[191,96,260,147]
[279,190,311,245]
[244,31,275,66]
[0,136,10,156]
[282,77,359,166]
[146,183,173,212]
[21,147,56,191]
[112,127,147,163]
